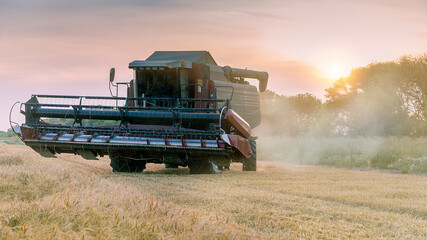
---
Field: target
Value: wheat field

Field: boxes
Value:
[0,143,426,239]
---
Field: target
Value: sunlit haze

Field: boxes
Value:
[1,0,426,130]
[323,61,351,81]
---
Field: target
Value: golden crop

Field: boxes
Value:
[0,143,426,239]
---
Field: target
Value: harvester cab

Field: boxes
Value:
[10,51,268,174]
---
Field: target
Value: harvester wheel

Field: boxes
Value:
[243,138,256,171]
[218,165,230,171]
[165,164,179,169]
[189,159,221,174]
[110,156,146,173]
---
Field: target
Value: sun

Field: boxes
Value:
[324,62,350,80]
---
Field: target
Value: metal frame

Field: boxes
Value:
[20,94,231,140]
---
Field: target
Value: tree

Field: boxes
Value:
[325,54,427,136]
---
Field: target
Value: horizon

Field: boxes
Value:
[1,0,426,131]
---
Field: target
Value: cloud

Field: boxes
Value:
[0,0,188,12]
[0,0,289,13]
[228,10,292,21]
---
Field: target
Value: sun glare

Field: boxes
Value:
[324,62,349,81]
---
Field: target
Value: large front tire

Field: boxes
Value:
[243,138,256,171]
[165,164,179,169]
[110,156,146,172]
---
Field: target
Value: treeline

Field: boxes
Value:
[259,54,427,137]
[0,129,14,138]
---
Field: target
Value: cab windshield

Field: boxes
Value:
[136,69,178,98]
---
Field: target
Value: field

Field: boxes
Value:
[0,143,426,239]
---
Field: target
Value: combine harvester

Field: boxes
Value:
[10,51,268,174]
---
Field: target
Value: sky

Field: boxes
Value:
[0,0,426,131]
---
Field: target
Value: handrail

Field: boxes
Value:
[32,94,227,102]
[24,103,221,112]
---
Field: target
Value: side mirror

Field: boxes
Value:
[109,68,115,83]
